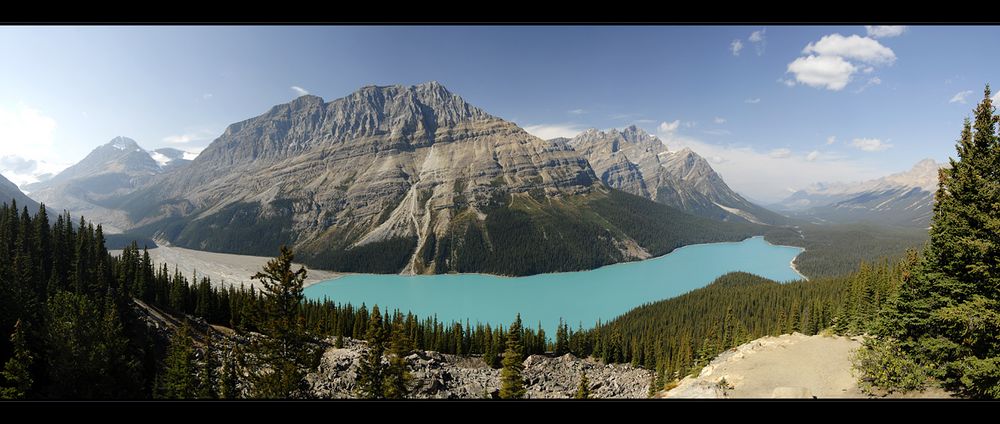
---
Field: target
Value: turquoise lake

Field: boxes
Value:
[304,236,804,334]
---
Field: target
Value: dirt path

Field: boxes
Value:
[663,333,950,399]
[110,244,341,289]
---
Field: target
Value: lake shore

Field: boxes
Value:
[110,244,341,289]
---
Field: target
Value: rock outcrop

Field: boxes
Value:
[307,337,651,399]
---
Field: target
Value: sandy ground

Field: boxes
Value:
[110,244,341,289]
[664,333,952,399]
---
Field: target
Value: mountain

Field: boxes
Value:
[777,159,943,227]
[567,126,786,225]
[0,173,41,212]
[24,136,163,232]
[120,82,757,276]
[149,148,194,171]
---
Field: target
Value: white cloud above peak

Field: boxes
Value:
[291,86,310,96]
[658,120,681,133]
[523,123,585,140]
[865,25,907,38]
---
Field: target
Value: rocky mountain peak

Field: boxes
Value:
[107,136,142,152]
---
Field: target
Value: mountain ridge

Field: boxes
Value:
[116,82,759,276]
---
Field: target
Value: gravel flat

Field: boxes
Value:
[664,333,951,399]
[110,243,341,289]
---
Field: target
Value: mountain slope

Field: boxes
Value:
[24,136,162,232]
[0,173,41,212]
[121,82,758,275]
[567,126,786,225]
[778,159,943,227]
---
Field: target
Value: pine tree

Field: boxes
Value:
[219,347,240,399]
[0,320,33,399]
[555,319,570,356]
[499,314,526,399]
[879,86,1000,398]
[247,246,319,399]
[385,315,412,399]
[160,322,198,399]
[574,371,590,399]
[198,341,219,399]
[356,305,388,399]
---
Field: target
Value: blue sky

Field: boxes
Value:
[1,25,997,201]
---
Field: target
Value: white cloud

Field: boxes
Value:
[806,150,820,161]
[730,39,743,56]
[803,34,896,65]
[568,109,586,115]
[658,120,681,133]
[865,25,907,38]
[787,33,897,91]
[713,117,726,124]
[949,90,974,104]
[787,55,857,91]
[291,86,310,97]
[0,103,57,160]
[826,136,837,145]
[769,148,792,159]
[162,129,219,145]
[744,98,761,104]
[0,103,72,186]
[778,78,796,87]
[657,131,888,202]
[851,137,893,152]
[202,93,214,100]
[748,29,766,55]
[703,129,732,136]
[522,123,586,140]
[855,76,882,93]
[992,92,1000,104]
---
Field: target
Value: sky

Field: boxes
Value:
[1,25,998,202]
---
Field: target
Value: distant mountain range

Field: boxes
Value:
[773,159,943,227]
[92,82,758,275]
[567,126,787,225]
[23,137,196,233]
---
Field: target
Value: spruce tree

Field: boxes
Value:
[499,314,526,399]
[247,246,319,399]
[0,320,33,399]
[555,319,569,356]
[356,305,387,399]
[574,371,590,399]
[385,315,412,399]
[219,349,240,399]
[160,323,198,399]
[878,85,1000,397]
